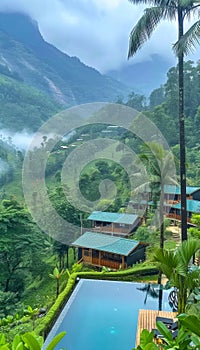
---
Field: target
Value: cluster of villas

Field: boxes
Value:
[130,184,200,224]
[72,185,200,270]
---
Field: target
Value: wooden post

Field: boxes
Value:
[122,255,125,269]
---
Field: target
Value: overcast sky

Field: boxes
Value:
[0,0,198,72]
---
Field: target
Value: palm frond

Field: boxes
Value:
[131,181,150,195]
[173,20,200,56]
[152,248,178,279]
[129,0,176,6]
[128,7,165,57]
[128,5,177,57]
[176,239,200,270]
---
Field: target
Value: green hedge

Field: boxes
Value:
[77,264,158,280]
[35,264,158,338]
[34,274,77,338]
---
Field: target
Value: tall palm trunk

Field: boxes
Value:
[158,184,164,284]
[159,184,165,250]
[178,6,187,241]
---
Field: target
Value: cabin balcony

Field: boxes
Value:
[165,200,180,205]
[91,225,131,236]
[81,255,124,270]
[166,213,193,224]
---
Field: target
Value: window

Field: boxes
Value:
[83,248,90,256]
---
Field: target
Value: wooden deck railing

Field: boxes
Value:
[92,226,131,234]
[165,200,180,204]
[166,213,192,223]
[82,256,122,269]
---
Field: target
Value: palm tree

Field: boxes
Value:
[49,267,64,298]
[138,142,176,246]
[153,239,200,313]
[128,0,200,242]
[138,142,177,283]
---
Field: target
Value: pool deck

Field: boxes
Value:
[136,309,177,346]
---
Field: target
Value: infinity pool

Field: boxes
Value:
[44,279,172,350]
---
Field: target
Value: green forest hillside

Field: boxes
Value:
[0,73,60,131]
[1,60,200,200]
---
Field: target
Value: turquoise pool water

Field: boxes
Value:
[44,279,172,350]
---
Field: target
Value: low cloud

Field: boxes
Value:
[0,129,34,150]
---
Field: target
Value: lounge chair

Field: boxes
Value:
[170,321,178,331]
[153,320,178,341]
[171,329,178,339]
[156,316,173,327]
[153,328,164,339]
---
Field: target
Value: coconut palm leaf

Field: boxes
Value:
[153,248,179,280]
[173,20,200,56]
[128,7,169,57]
[176,239,200,270]
[129,0,177,6]
[153,239,200,312]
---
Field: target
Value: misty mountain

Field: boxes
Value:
[106,54,173,96]
[0,12,130,107]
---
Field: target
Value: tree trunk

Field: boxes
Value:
[159,185,165,250]
[158,185,164,284]
[178,7,187,241]
[4,277,11,292]
[56,279,59,298]
[158,285,163,311]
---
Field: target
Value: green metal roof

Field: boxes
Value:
[72,231,140,256]
[164,185,200,195]
[149,199,200,213]
[148,201,171,207]
[173,200,200,213]
[88,211,139,224]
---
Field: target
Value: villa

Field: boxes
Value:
[166,199,200,224]
[87,211,140,237]
[72,231,147,270]
[130,184,200,226]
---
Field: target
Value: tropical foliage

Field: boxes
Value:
[153,239,200,313]
[133,314,200,349]
[0,331,66,350]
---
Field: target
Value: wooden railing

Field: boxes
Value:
[82,256,123,269]
[92,226,131,234]
[166,213,192,223]
[165,200,180,204]
[98,258,121,270]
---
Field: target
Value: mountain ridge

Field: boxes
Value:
[0,12,131,106]
[106,54,174,96]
